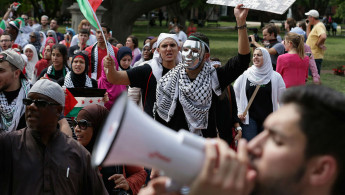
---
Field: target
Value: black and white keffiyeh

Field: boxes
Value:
[0,79,30,131]
[64,72,93,88]
[91,42,115,80]
[46,65,70,76]
[155,62,221,135]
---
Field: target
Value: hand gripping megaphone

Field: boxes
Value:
[92,92,206,187]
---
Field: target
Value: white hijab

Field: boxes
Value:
[39,31,46,53]
[245,47,273,85]
[23,44,39,82]
[149,33,182,82]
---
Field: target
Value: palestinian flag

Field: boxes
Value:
[12,2,21,11]
[76,0,103,29]
[64,88,107,117]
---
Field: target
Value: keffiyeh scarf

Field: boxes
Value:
[64,72,93,88]
[0,79,30,131]
[91,42,115,80]
[155,62,221,135]
[47,65,69,77]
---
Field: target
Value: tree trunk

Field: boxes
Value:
[102,0,180,44]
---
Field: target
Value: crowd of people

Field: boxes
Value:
[1,2,344,195]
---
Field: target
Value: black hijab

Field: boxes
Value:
[70,51,90,88]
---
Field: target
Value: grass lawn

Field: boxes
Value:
[132,20,345,93]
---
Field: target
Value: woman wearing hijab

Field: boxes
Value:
[58,51,97,88]
[104,33,182,117]
[59,28,76,50]
[47,30,58,44]
[98,47,131,109]
[74,104,147,195]
[234,48,285,141]
[23,44,39,83]
[28,31,41,54]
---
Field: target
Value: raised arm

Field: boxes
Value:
[234,4,250,55]
[103,55,130,85]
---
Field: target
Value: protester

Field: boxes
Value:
[0,49,29,132]
[70,19,97,47]
[38,44,70,82]
[68,29,90,62]
[36,15,49,33]
[0,32,13,51]
[47,29,59,44]
[23,44,39,82]
[284,17,296,33]
[139,84,345,195]
[6,19,28,49]
[174,24,188,46]
[0,79,108,194]
[27,31,41,54]
[58,51,97,88]
[186,20,197,36]
[38,31,47,53]
[74,104,147,194]
[277,32,309,88]
[126,35,141,66]
[49,19,64,42]
[234,48,285,141]
[34,43,54,80]
[306,9,327,75]
[60,28,75,51]
[250,23,285,70]
[98,47,129,110]
[152,4,250,139]
[85,24,118,80]
[103,32,181,117]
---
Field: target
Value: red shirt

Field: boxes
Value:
[85,44,118,80]
[35,59,50,77]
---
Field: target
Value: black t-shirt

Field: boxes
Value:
[127,64,171,118]
[155,53,250,138]
[3,88,27,130]
[246,79,273,128]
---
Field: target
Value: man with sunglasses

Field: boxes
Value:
[0,79,108,194]
[0,49,29,132]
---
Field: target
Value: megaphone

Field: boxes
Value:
[92,92,206,186]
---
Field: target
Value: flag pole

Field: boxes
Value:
[85,0,109,55]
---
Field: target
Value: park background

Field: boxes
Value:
[1,0,345,92]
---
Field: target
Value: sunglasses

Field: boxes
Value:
[22,98,60,108]
[47,35,54,37]
[72,119,92,130]
[73,50,89,55]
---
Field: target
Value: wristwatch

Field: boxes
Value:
[235,126,242,132]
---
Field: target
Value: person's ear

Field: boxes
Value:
[308,155,337,187]
[14,69,21,79]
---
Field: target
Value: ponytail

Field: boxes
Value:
[285,32,305,59]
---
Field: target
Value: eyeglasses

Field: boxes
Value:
[22,98,60,108]
[0,53,8,63]
[0,40,11,43]
[72,119,92,130]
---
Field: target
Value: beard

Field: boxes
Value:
[250,164,306,195]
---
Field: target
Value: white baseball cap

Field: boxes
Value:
[305,10,319,18]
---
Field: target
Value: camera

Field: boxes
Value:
[248,28,261,47]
